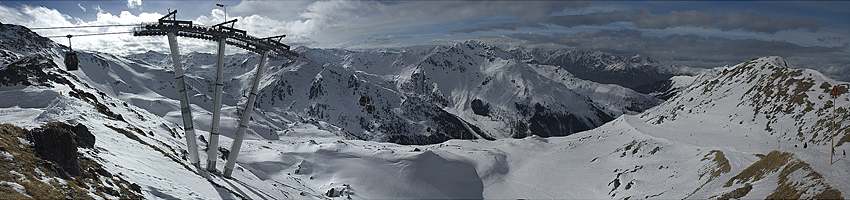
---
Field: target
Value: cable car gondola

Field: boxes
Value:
[64,35,79,71]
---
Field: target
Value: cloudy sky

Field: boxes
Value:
[1,0,849,80]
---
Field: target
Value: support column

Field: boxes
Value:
[168,32,200,168]
[224,50,269,178]
[207,38,226,171]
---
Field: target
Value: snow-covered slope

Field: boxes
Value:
[606,56,850,198]
[239,55,846,199]
[144,54,849,198]
[0,23,659,198]
[643,56,849,147]
[1,22,847,199]
[205,56,847,199]
[123,40,661,144]
[268,42,661,143]
[0,24,317,199]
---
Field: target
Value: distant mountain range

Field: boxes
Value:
[2,23,845,199]
[124,40,674,144]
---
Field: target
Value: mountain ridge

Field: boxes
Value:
[115,39,663,144]
[1,23,847,199]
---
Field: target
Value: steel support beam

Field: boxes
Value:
[167,32,200,168]
[224,50,269,178]
[206,38,226,171]
[212,19,238,28]
[160,10,177,21]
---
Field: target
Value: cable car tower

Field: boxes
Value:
[132,10,296,177]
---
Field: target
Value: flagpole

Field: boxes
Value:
[216,3,228,23]
[832,86,837,165]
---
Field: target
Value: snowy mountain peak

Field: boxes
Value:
[644,56,848,146]
[0,23,59,55]
[249,41,661,144]
[729,56,787,70]
[532,55,850,199]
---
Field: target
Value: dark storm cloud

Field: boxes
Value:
[631,9,715,29]
[473,29,850,81]
[817,36,843,43]
[364,34,413,44]
[449,9,822,34]
[447,10,629,35]
[383,1,590,21]
[718,12,820,33]
[546,10,630,28]
[447,21,549,35]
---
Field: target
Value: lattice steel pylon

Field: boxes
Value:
[133,10,297,177]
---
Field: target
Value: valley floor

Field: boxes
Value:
[209,113,850,199]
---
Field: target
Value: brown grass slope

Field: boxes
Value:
[0,123,142,199]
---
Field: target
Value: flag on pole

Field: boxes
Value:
[216,3,225,7]
[834,86,839,97]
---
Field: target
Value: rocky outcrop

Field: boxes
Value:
[26,122,95,177]
[1,123,141,199]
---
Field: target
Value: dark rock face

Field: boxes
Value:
[71,123,95,149]
[513,103,613,138]
[0,55,61,87]
[27,122,96,177]
[564,63,656,89]
[470,99,489,116]
[326,188,340,197]
[529,111,587,137]
[633,79,678,100]
[218,147,230,160]
[28,123,81,177]
[527,103,590,137]
[514,48,683,89]
[383,97,493,144]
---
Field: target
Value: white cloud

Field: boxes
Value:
[92,4,103,13]
[1,3,303,56]
[194,9,316,47]
[0,4,180,55]
[127,0,142,9]
[1,1,590,53]
[222,1,587,48]
[2,2,845,81]
[77,3,86,12]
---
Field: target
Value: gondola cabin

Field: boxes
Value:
[64,35,79,71]
[65,51,79,71]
